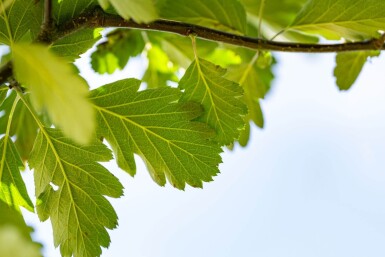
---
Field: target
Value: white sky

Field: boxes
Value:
[23,50,385,257]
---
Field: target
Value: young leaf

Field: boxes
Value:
[179,58,247,145]
[90,79,222,189]
[51,28,103,61]
[289,0,385,40]
[334,51,380,90]
[27,127,123,257]
[0,0,43,44]
[99,0,158,23]
[160,0,247,34]
[12,43,95,145]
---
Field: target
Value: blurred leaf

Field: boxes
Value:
[241,0,307,29]
[256,51,273,69]
[179,58,247,145]
[90,79,222,189]
[0,86,7,105]
[206,48,242,68]
[13,44,95,145]
[240,0,317,41]
[160,0,247,34]
[91,29,145,74]
[51,28,103,61]
[289,0,385,40]
[334,51,380,90]
[142,45,178,88]
[99,0,158,23]
[226,49,275,145]
[147,32,218,68]
[0,200,41,257]
[0,0,43,44]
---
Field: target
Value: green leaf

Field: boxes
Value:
[51,28,103,61]
[160,0,247,34]
[12,43,95,145]
[53,0,97,25]
[0,92,40,161]
[179,58,247,145]
[90,79,222,189]
[99,0,158,23]
[0,0,43,44]
[0,93,33,212]
[91,29,145,74]
[0,200,42,257]
[288,0,385,40]
[27,126,122,257]
[334,51,380,90]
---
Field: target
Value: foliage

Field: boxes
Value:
[0,0,383,256]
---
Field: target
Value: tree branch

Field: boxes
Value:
[56,7,385,53]
[37,0,54,43]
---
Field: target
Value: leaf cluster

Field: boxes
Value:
[0,0,383,256]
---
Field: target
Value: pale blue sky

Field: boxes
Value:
[23,50,385,257]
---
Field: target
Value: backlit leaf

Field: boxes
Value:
[12,43,95,145]
[28,126,122,257]
[90,79,222,189]
[289,0,385,40]
[334,51,380,90]
[0,135,33,211]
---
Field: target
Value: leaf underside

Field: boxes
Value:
[90,79,223,189]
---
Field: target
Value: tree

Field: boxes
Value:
[0,0,384,256]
